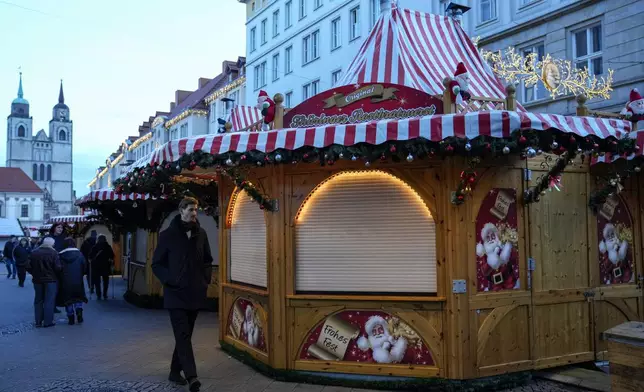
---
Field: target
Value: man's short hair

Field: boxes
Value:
[10,235,16,239]
[179,197,198,211]
[42,237,55,248]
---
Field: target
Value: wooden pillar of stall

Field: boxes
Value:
[505,85,516,111]
[272,94,284,130]
[145,231,163,296]
[443,78,455,114]
[576,94,589,116]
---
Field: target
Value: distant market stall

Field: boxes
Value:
[108,3,642,389]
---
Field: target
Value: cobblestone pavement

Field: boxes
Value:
[0,269,591,392]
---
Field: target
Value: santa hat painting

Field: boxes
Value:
[621,88,644,119]
[356,315,408,364]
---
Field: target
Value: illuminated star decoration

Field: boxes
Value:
[353,83,361,89]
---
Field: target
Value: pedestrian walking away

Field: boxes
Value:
[88,234,114,300]
[12,237,32,287]
[26,237,62,328]
[152,197,213,392]
[48,224,67,314]
[3,235,17,279]
[80,230,98,294]
[57,237,88,325]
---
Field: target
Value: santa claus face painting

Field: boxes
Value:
[243,305,260,347]
[630,99,644,116]
[356,316,408,364]
[598,222,633,284]
[455,72,470,93]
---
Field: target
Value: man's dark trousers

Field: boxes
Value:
[169,309,199,378]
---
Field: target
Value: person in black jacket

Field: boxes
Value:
[26,237,62,328]
[3,235,17,279]
[88,235,114,300]
[48,224,67,252]
[12,237,32,287]
[152,197,213,392]
[58,238,88,325]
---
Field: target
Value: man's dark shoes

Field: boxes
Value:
[168,372,187,386]
[68,316,75,325]
[188,377,201,392]
[54,307,61,313]
[76,309,83,323]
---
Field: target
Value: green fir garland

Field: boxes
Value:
[522,148,578,204]
[588,161,643,214]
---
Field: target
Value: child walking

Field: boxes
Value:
[58,238,88,325]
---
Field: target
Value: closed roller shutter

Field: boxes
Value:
[135,227,148,264]
[295,171,437,293]
[230,191,267,288]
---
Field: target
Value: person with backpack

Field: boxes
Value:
[88,235,114,300]
[13,237,32,287]
[58,238,88,325]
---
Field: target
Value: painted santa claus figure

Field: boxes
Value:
[256,90,276,131]
[599,223,632,284]
[476,223,515,290]
[356,316,408,364]
[620,88,644,123]
[243,305,260,347]
[449,62,472,106]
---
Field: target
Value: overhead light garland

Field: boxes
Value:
[481,47,614,100]
[128,132,153,151]
[204,76,246,104]
[112,128,637,207]
[164,109,209,129]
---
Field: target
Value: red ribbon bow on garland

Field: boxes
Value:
[548,175,562,192]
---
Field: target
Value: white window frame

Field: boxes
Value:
[312,79,320,95]
[285,45,293,74]
[479,0,497,24]
[250,27,257,52]
[572,23,603,76]
[302,30,320,65]
[521,42,547,103]
[285,1,293,28]
[299,0,306,20]
[331,69,342,86]
[349,6,360,41]
[180,123,188,138]
[20,204,29,218]
[370,0,380,28]
[331,17,341,50]
[260,18,267,45]
[254,64,261,90]
[272,53,280,81]
[272,10,279,37]
[259,61,267,88]
[285,91,293,107]
[314,0,322,10]
[303,83,311,100]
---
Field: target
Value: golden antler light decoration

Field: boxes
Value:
[481,47,613,100]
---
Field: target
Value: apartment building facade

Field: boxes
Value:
[240,0,434,108]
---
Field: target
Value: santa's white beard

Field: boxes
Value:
[244,321,259,346]
[454,75,470,92]
[604,239,628,265]
[482,240,512,269]
[631,100,644,115]
[368,334,407,363]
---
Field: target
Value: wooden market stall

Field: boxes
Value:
[77,186,220,309]
[47,213,119,265]
[112,3,643,387]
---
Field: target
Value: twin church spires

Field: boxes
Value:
[10,72,68,120]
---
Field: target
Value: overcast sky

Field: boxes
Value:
[0,0,245,196]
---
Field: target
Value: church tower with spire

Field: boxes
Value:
[48,80,74,215]
[6,72,34,175]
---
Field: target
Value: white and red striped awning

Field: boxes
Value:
[592,129,644,164]
[336,5,519,110]
[77,188,158,205]
[229,106,262,132]
[48,215,95,224]
[139,111,631,167]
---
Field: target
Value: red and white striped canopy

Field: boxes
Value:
[592,129,644,164]
[229,106,262,132]
[336,5,518,110]
[141,111,632,167]
[77,188,157,205]
[48,215,95,224]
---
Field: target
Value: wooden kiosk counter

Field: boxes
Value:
[111,4,644,386]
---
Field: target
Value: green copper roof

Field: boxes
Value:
[12,72,28,105]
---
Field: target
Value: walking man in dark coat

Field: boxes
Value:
[80,230,97,293]
[152,197,213,392]
[26,237,62,327]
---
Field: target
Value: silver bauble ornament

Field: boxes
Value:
[536,149,543,155]
[526,147,537,158]
[503,146,510,154]
[365,161,371,167]
[465,142,472,151]
[275,153,282,162]
[635,166,641,173]
[339,152,344,159]
[351,155,357,161]
[226,158,233,166]
[406,153,414,162]
[257,161,263,166]
[551,141,559,149]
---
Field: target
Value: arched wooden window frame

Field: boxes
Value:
[225,187,268,289]
[39,164,45,181]
[47,165,52,181]
[32,164,38,180]
[17,125,25,137]
[291,169,441,296]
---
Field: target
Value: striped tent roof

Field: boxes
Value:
[77,188,161,205]
[229,105,263,132]
[336,4,517,109]
[48,215,96,224]
[592,128,644,164]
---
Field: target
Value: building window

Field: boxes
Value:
[331,69,342,86]
[349,6,360,41]
[285,1,292,28]
[303,80,320,100]
[261,19,267,45]
[21,204,29,218]
[302,30,320,64]
[285,91,293,107]
[521,43,547,103]
[331,17,341,50]
[272,53,280,81]
[32,164,38,181]
[17,125,25,138]
[0,202,3,218]
[40,164,45,180]
[299,0,306,19]
[370,0,380,28]
[47,164,52,181]
[479,0,497,23]
[573,24,603,76]
[180,123,188,138]
[314,0,322,9]
[250,27,257,52]
[285,45,293,74]
[251,1,256,11]
[254,62,267,90]
[272,10,279,37]
[58,129,66,141]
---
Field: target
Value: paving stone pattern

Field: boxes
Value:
[0,269,592,392]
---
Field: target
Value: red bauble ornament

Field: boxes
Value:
[468,176,476,183]
[327,160,335,165]
[303,153,309,159]
[259,204,265,210]
[559,146,566,153]
[519,136,527,144]
[380,154,387,162]
[485,143,491,150]
[446,145,454,152]
[152,172,157,177]
[264,156,270,162]
[240,181,247,187]
[457,194,464,201]
[241,155,247,160]
[569,135,576,143]
[389,145,397,153]
[188,161,197,170]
